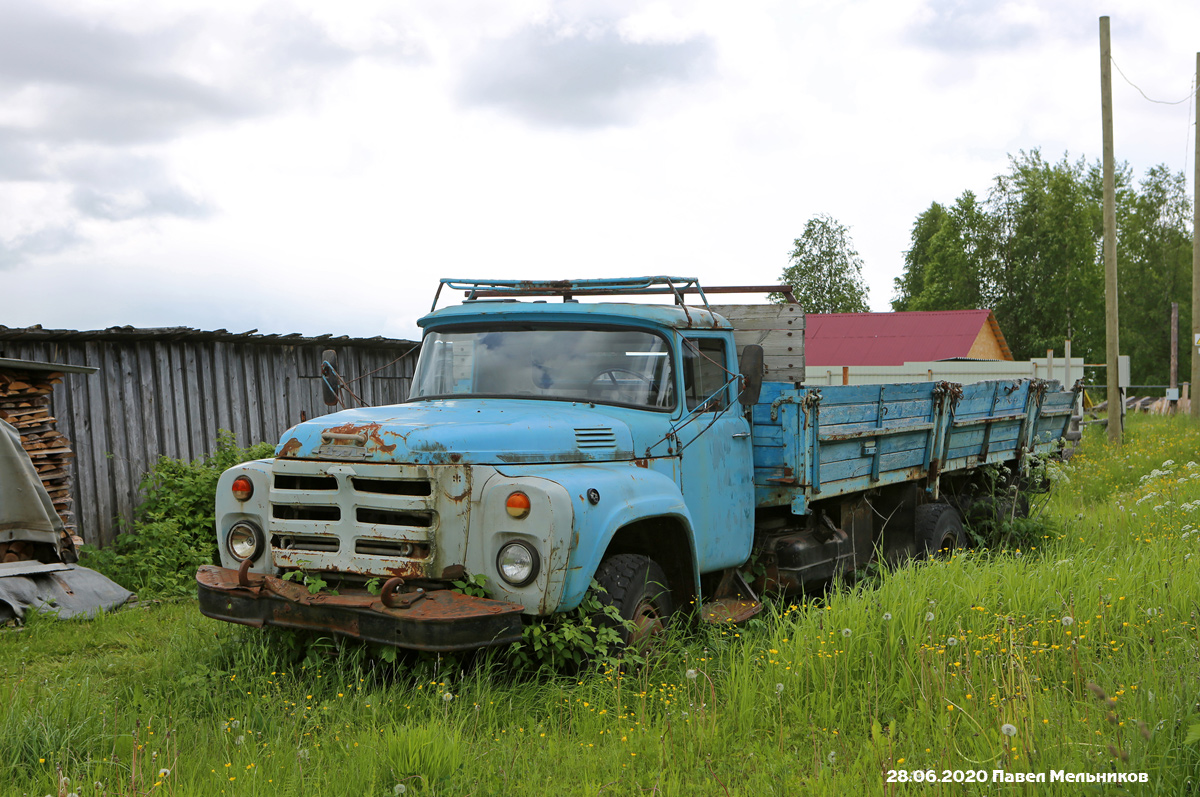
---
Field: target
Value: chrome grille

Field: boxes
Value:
[268,459,455,577]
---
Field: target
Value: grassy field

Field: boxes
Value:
[4,415,1200,795]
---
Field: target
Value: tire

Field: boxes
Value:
[594,554,673,650]
[914,504,963,560]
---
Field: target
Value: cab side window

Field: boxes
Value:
[682,337,729,411]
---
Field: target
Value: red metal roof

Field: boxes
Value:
[805,310,1006,366]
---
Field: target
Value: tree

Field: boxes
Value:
[1111,165,1194,386]
[891,149,1194,384]
[895,192,997,313]
[778,214,870,313]
[892,202,946,311]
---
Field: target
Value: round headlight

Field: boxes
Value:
[227,521,263,562]
[497,541,540,587]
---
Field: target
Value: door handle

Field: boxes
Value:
[732,432,750,439]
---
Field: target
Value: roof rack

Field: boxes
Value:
[430,277,796,312]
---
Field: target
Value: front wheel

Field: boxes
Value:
[594,554,673,651]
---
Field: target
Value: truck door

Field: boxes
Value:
[677,334,755,571]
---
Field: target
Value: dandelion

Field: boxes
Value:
[925,612,935,622]
[947,637,958,646]
[394,784,407,795]
[686,669,698,681]
[235,735,245,746]
[882,613,892,621]
[1001,723,1017,737]
[230,720,241,730]
[841,628,851,638]
[775,683,784,694]
[827,751,836,764]
[158,768,170,778]
[297,749,309,760]
[443,692,454,703]
[94,784,102,791]
[1061,616,1074,626]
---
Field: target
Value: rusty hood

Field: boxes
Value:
[275,399,638,464]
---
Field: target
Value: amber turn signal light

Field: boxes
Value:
[505,491,531,519]
[231,475,254,502]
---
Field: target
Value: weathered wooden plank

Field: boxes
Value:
[241,346,262,446]
[135,343,160,477]
[85,341,117,546]
[212,341,233,440]
[269,349,289,441]
[197,341,218,453]
[709,304,805,330]
[280,345,302,429]
[184,341,203,460]
[109,343,138,531]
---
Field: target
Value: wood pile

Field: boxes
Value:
[0,367,79,560]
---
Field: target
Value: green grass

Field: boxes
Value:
[4,414,1200,795]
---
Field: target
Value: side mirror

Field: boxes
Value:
[321,349,341,407]
[738,344,764,406]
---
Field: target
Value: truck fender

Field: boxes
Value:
[543,465,699,613]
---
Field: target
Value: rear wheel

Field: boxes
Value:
[594,554,673,651]
[914,504,963,560]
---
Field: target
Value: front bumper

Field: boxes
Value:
[196,565,525,652]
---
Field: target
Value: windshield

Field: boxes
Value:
[410,326,675,410]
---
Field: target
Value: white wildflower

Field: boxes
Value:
[1001,723,1017,737]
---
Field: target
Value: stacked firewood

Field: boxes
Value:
[0,368,79,560]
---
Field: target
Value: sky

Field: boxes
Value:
[1,0,1197,342]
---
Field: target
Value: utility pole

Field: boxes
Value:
[1171,302,1178,411]
[1101,17,1122,443]
[1192,51,1200,421]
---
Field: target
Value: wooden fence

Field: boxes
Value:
[0,326,420,547]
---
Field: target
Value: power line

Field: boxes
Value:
[1110,56,1194,105]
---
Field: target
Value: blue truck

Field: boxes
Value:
[197,277,1078,651]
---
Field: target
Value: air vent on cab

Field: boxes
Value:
[575,427,617,449]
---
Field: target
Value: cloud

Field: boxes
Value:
[0,1,422,267]
[457,22,716,128]
[0,225,82,270]
[904,0,1104,53]
[65,153,212,221]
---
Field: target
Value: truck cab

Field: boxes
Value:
[197,277,763,651]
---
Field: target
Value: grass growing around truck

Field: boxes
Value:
[4,415,1200,795]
